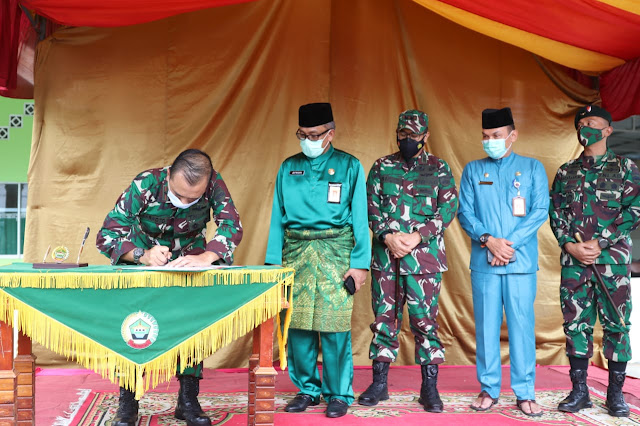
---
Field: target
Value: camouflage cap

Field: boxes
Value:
[397,109,428,134]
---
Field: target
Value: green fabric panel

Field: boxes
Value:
[0,262,283,275]
[2,281,277,364]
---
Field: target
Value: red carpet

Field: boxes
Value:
[37,365,640,425]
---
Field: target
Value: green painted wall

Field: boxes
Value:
[0,98,33,182]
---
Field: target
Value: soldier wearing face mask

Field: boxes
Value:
[458,107,549,417]
[265,102,370,419]
[97,148,243,426]
[549,105,640,417]
[360,110,457,413]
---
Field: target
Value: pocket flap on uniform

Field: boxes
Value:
[411,196,435,216]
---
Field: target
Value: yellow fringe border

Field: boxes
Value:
[0,267,295,290]
[0,273,293,399]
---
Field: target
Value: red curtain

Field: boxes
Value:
[0,0,23,91]
[436,0,640,61]
[602,58,640,121]
[19,0,257,27]
[3,0,640,119]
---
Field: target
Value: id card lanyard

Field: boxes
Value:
[512,178,526,217]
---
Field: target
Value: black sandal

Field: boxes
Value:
[470,390,498,411]
[516,399,543,417]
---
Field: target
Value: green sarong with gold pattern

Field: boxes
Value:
[283,226,354,332]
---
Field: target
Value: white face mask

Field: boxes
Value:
[167,184,201,209]
[300,131,331,158]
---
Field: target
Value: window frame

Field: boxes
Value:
[0,182,27,259]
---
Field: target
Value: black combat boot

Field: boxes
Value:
[558,369,592,412]
[358,361,390,406]
[112,387,139,426]
[175,375,212,426]
[418,364,443,413]
[606,370,630,417]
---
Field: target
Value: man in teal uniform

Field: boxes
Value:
[550,105,640,417]
[97,149,243,426]
[360,110,458,412]
[458,108,548,417]
[265,102,370,418]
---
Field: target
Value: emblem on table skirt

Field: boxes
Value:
[121,311,159,349]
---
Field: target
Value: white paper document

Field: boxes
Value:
[119,265,243,272]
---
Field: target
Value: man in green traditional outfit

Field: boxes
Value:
[97,149,243,426]
[265,102,371,418]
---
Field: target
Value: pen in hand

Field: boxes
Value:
[154,239,172,265]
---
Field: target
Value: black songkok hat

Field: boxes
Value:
[299,103,334,127]
[574,105,612,129]
[482,107,514,129]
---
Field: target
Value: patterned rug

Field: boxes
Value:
[67,388,640,426]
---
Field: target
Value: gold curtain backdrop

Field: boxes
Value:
[26,0,604,369]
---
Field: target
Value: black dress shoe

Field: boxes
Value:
[285,394,318,412]
[326,398,349,418]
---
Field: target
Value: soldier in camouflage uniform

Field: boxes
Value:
[359,110,458,413]
[458,107,548,417]
[550,105,640,417]
[97,149,242,426]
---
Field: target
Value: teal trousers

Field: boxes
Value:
[471,271,537,400]
[287,328,354,405]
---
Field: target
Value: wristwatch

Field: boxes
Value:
[379,230,392,243]
[598,238,610,249]
[479,233,491,244]
[132,247,145,264]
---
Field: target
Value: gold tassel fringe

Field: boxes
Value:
[0,273,293,399]
[276,280,294,371]
[0,268,295,290]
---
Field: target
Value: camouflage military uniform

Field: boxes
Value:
[97,166,242,377]
[550,149,640,362]
[367,144,458,365]
[97,166,242,265]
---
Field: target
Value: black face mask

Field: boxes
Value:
[397,137,424,161]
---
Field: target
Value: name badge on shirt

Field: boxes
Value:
[512,196,526,216]
[328,182,342,203]
[512,179,526,216]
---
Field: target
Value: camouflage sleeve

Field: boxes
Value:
[548,167,575,247]
[409,158,458,242]
[457,163,490,241]
[96,177,146,264]
[205,171,243,265]
[367,159,392,239]
[504,160,549,249]
[600,159,640,245]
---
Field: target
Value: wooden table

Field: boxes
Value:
[0,315,278,426]
[0,264,292,426]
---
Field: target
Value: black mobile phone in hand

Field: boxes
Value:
[344,276,356,295]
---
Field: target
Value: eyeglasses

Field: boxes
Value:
[296,128,331,141]
[396,129,424,140]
